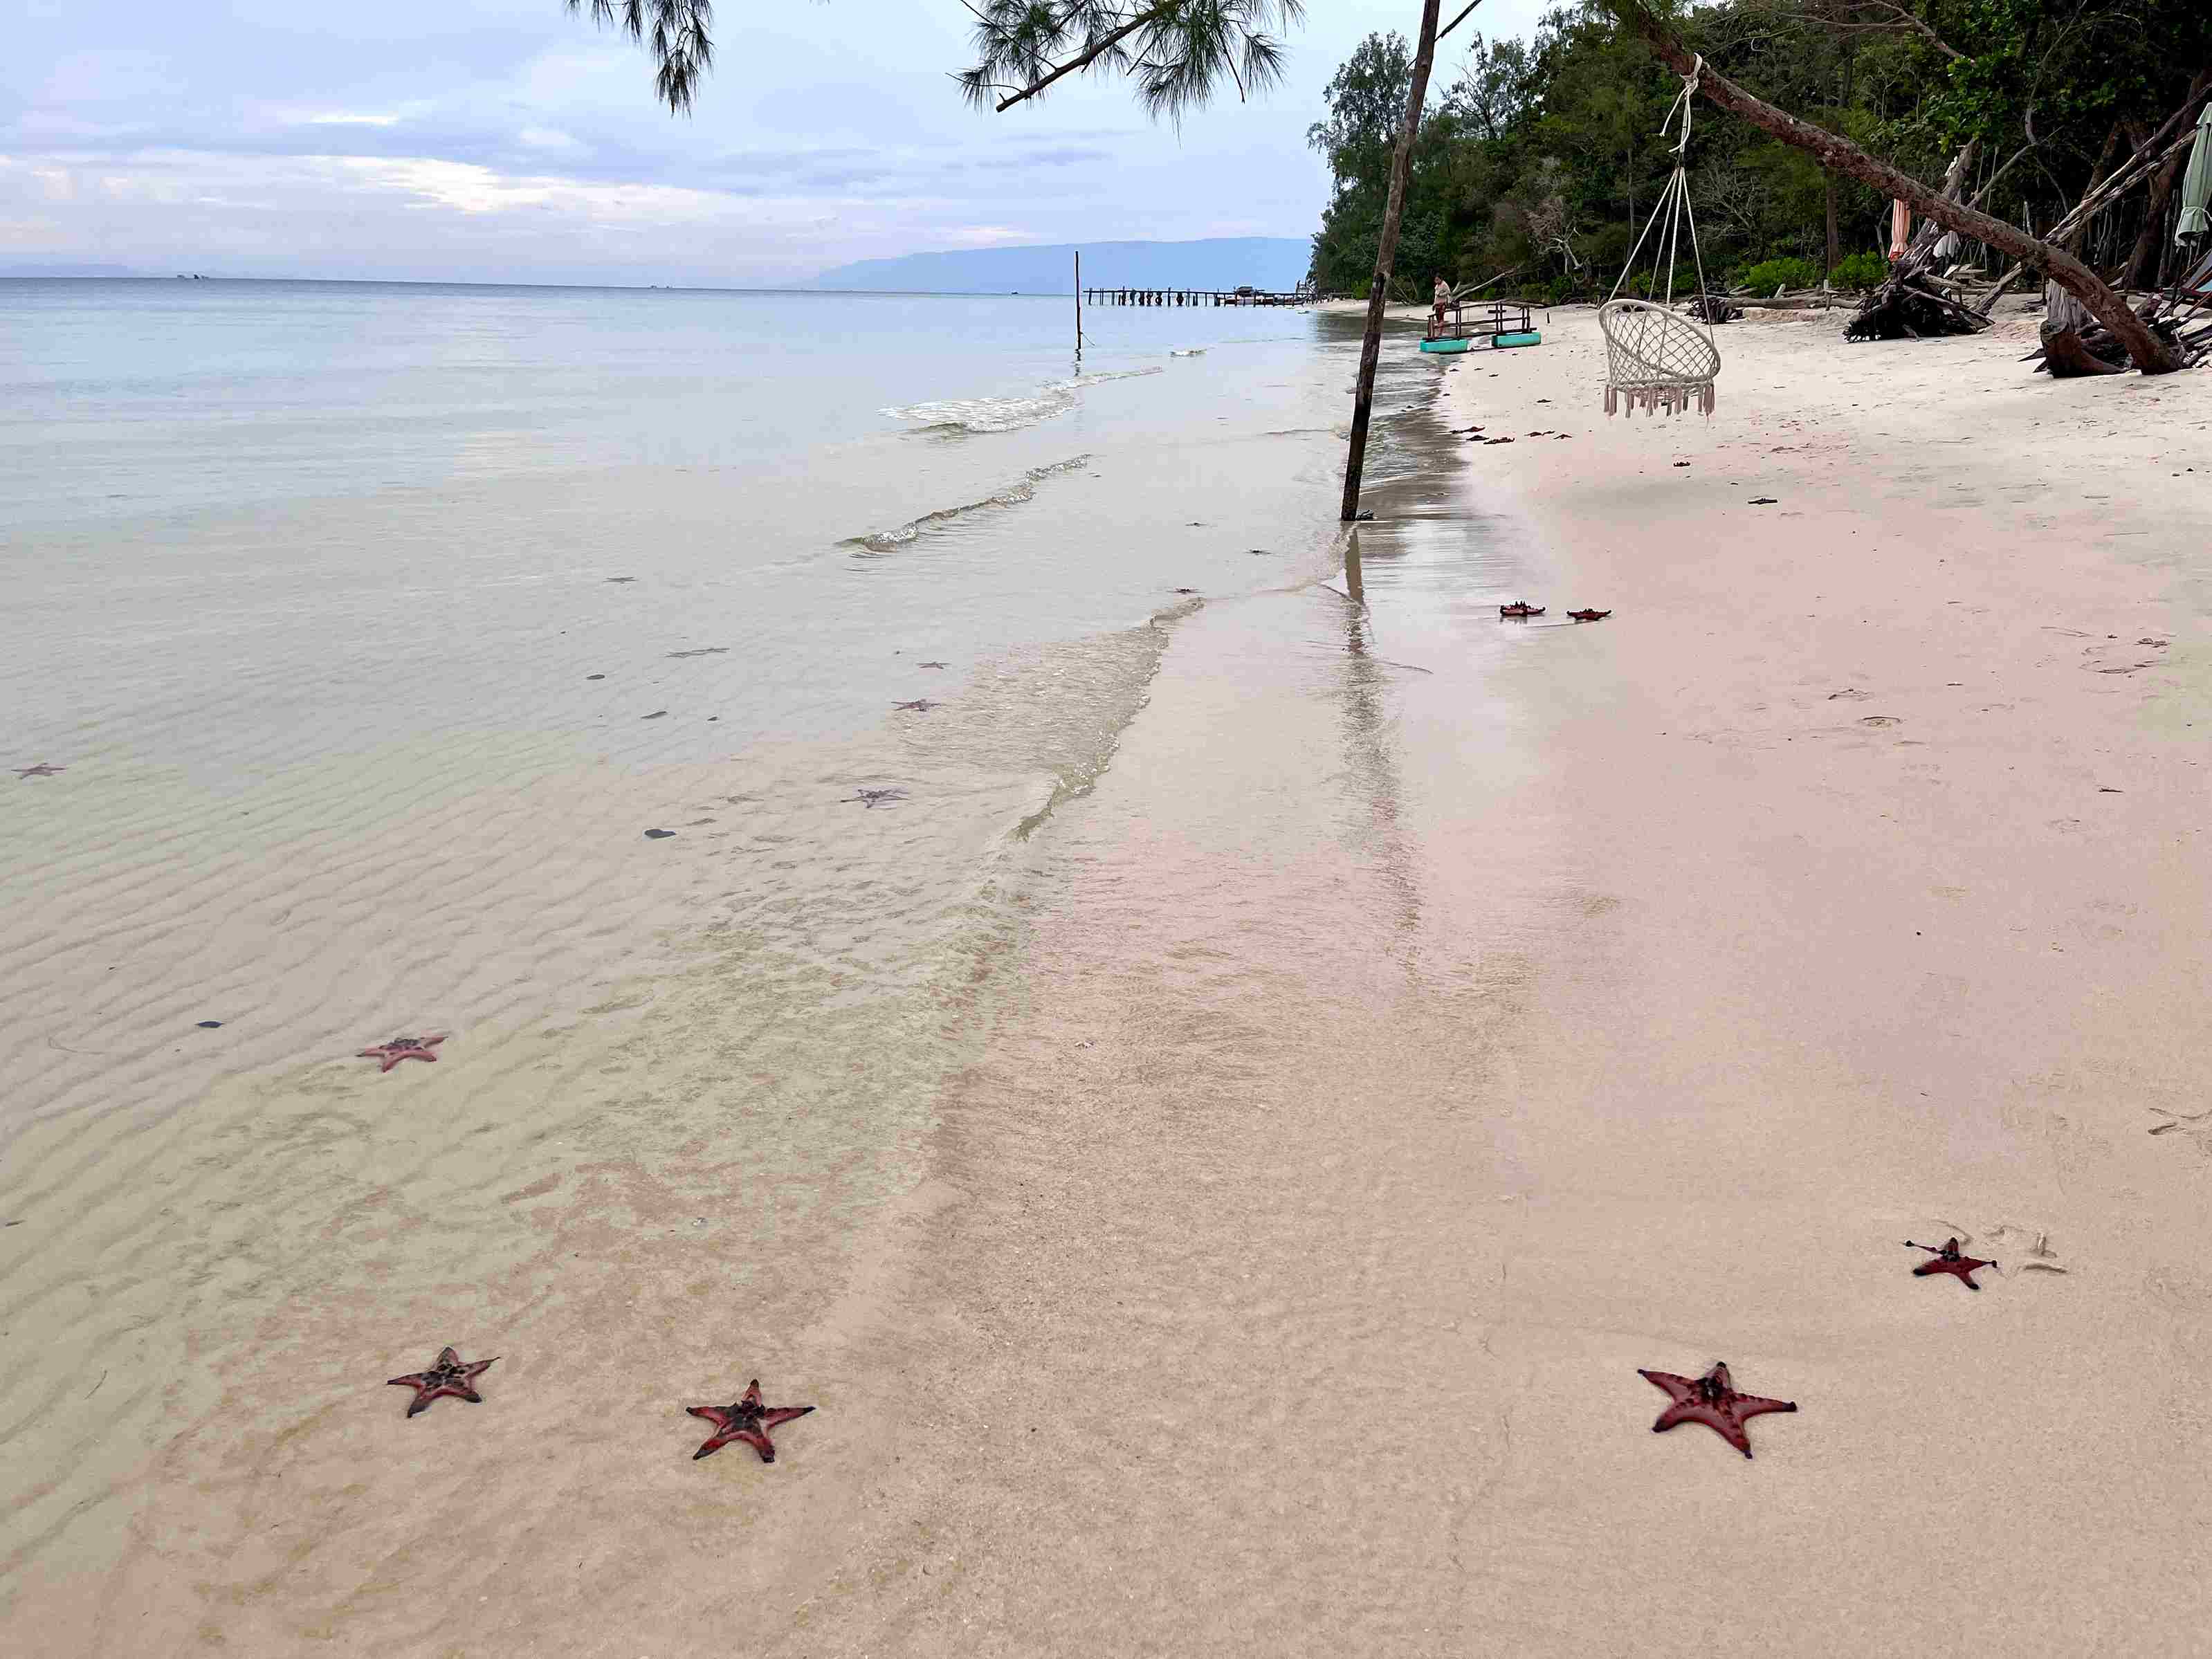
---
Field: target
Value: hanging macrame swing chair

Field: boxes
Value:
[1600,57,1722,418]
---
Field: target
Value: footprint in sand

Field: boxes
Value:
[2082,639,2166,676]
[1858,715,1903,728]
[2148,1106,2212,1150]
[1978,1221,2069,1276]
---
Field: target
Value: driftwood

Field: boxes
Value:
[2040,286,2126,376]
[1846,143,1994,341]
[2031,282,2192,375]
[1847,273,1991,341]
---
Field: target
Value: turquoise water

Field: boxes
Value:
[3,280,1337,524]
[3,280,1424,755]
[0,279,1441,1141]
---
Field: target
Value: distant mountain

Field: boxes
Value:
[812,237,1310,295]
[0,262,146,277]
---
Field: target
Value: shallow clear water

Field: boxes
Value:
[3,281,1409,753]
[0,278,1440,1135]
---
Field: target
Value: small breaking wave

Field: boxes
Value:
[843,455,1090,554]
[882,367,1162,436]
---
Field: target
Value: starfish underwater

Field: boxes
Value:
[1567,609,1612,623]
[387,1346,497,1416]
[844,787,907,808]
[893,699,940,712]
[1639,1362,1798,1458]
[358,1034,446,1072]
[1499,602,1544,620]
[13,763,64,778]
[686,1377,815,1463]
[1905,1237,1996,1289]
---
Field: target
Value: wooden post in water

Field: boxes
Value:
[1075,250,1083,358]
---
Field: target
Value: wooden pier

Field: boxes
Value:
[1082,283,1315,308]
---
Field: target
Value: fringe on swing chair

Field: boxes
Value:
[1603,380,1719,418]
[1599,56,1724,419]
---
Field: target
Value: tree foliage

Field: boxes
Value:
[956,1,1306,121]
[1306,0,2212,300]
[568,1,716,114]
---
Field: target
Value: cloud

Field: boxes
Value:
[516,126,587,152]
[0,0,1487,282]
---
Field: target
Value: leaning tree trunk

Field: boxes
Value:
[1976,80,2212,314]
[2119,147,2186,289]
[2122,72,2212,288]
[1340,0,1445,522]
[1604,0,2185,374]
[2063,123,2128,255]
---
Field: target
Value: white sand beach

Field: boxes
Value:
[7,304,2212,1655]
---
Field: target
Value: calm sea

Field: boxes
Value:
[0,278,1434,1131]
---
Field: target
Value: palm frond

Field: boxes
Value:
[568,0,716,116]
[962,1,1304,121]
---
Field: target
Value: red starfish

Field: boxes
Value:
[686,1377,815,1463]
[358,1034,446,1072]
[1567,609,1612,623]
[1905,1237,1995,1290]
[387,1346,497,1416]
[1499,602,1544,619]
[1639,1362,1798,1458]
[14,763,64,779]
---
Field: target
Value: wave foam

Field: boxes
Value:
[881,367,1162,436]
[844,455,1091,554]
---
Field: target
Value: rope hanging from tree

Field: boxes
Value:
[1600,57,1723,417]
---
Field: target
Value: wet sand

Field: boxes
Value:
[8,306,2212,1653]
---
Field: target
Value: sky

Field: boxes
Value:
[2,0,1551,286]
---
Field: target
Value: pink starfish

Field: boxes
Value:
[357,1034,446,1072]
[1905,1237,1996,1290]
[387,1346,497,1417]
[1639,1362,1798,1458]
[686,1377,815,1463]
[13,763,64,779]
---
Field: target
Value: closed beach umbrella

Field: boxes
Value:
[2177,101,2212,244]
[1887,199,1911,262]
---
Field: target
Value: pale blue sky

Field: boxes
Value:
[3,1,1548,284]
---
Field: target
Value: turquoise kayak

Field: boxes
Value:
[1419,330,1542,354]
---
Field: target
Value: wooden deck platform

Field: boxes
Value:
[1083,285,1315,307]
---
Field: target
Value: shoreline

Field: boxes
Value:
[8,304,2212,1652]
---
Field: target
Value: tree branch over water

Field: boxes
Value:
[957,1,1306,121]
[569,0,716,114]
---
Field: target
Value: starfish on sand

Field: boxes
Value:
[1905,1237,1995,1290]
[358,1034,446,1072]
[13,763,64,778]
[844,788,906,808]
[1499,602,1544,620]
[918,661,949,669]
[893,699,940,712]
[387,1346,497,1416]
[687,1378,815,1463]
[1638,1362,1798,1458]
[1567,609,1611,623]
